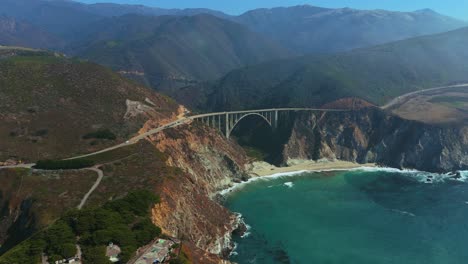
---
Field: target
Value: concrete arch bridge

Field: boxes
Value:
[190,108,345,138]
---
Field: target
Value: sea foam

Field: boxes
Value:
[220,166,468,197]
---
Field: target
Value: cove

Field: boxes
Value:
[225,169,468,264]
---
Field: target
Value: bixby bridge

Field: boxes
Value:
[56,108,346,161]
[189,108,345,138]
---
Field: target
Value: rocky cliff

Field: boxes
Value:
[284,107,467,172]
[147,122,249,262]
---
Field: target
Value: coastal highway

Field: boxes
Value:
[382,83,468,110]
[0,108,345,168]
[64,116,192,160]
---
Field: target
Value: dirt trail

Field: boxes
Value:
[77,166,104,209]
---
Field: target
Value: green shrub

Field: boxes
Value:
[34,159,95,170]
[83,129,117,140]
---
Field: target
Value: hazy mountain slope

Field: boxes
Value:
[0,48,179,161]
[1,0,228,42]
[187,27,468,111]
[234,5,468,53]
[77,14,293,93]
[1,0,103,40]
[83,3,229,18]
[0,16,65,49]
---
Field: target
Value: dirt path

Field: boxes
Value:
[77,166,104,209]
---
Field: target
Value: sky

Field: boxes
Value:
[76,0,468,20]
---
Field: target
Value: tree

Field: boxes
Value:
[60,243,77,258]
[82,246,111,264]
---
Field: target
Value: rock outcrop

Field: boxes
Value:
[284,107,468,172]
[148,122,249,262]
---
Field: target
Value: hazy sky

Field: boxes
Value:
[76,0,468,20]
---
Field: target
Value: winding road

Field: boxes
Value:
[382,83,468,110]
[77,167,104,209]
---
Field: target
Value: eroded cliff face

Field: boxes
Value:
[148,122,248,261]
[284,108,468,172]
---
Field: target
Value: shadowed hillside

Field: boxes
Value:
[0,16,64,50]
[186,26,468,111]
[75,14,293,94]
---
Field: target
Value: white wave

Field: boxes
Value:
[391,209,416,217]
[240,224,252,238]
[229,242,238,257]
[219,170,309,196]
[220,166,468,197]
[352,167,468,184]
[284,182,294,188]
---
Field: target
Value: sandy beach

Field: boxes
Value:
[248,159,376,177]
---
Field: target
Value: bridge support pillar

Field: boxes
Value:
[274,110,278,129]
[225,113,230,139]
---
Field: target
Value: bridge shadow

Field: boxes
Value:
[230,113,296,165]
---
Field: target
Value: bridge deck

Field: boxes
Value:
[189,108,347,119]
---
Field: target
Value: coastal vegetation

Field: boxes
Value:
[0,190,161,264]
[34,159,95,170]
[82,129,117,141]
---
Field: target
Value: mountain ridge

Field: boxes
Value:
[178,26,468,111]
[76,14,294,93]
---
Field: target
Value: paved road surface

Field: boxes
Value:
[382,83,468,110]
[0,163,35,169]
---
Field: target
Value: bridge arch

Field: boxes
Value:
[228,113,272,139]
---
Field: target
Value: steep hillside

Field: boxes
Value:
[0,48,179,162]
[234,5,468,54]
[77,14,293,93]
[189,27,468,111]
[283,108,468,173]
[0,17,64,50]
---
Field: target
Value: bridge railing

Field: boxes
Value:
[188,108,347,120]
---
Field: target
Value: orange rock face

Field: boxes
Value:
[148,123,248,262]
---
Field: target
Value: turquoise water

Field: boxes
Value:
[225,169,468,264]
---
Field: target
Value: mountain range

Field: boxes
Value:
[182,26,468,110]
[73,14,293,93]
[1,0,467,95]
[1,1,468,263]
[232,5,467,53]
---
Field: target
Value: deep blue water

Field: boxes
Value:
[225,169,468,264]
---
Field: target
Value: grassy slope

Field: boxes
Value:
[195,27,468,111]
[0,140,183,257]
[0,49,179,161]
[77,14,293,93]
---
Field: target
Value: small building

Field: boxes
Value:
[106,242,122,263]
[134,238,175,264]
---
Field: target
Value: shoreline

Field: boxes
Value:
[248,159,376,177]
[219,160,377,196]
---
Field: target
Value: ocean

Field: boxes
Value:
[225,168,468,264]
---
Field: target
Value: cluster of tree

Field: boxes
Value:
[82,129,117,140]
[34,158,95,170]
[0,191,161,264]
